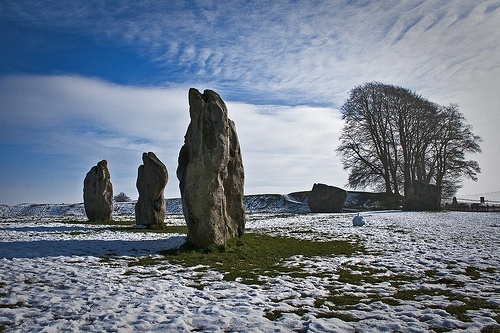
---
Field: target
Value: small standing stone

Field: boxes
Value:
[135,152,168,228]
[177,88,245,248]
[83,160,113,221]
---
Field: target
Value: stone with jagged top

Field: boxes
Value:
[177,88,245,248]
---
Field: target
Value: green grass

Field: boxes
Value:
[481,325,500,333]
[393,287,499,323]
[0,301,24,309]
[128,232,362,284]
[465,266,482,280]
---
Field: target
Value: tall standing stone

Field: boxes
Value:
[83,160,113,221]
[135,152,168,228]
[177,88,245,248]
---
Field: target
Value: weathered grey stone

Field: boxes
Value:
[307,183,347,213]
[83,160,113,221]
[402,180,441,211]
[177,88,245,248]
[343,191,402,211]
[135,152,168,228]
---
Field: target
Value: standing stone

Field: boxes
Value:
[308,183,348,213]
[135,152,168,228]
[402,180,441,211]
[83,160,113,221]
[177,88,245,248]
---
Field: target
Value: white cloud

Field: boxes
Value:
[0,75,347,204]
[3,1,498,105]
[1,0,499,201]
[0,75,192,203]
[229,102,346,194]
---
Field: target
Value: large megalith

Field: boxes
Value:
[308,183,348,213]
[402,180,441,211]
[135,152,169,228]
[177,88,245,248]
[83,160,113,221]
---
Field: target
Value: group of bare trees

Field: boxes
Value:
[337,82,481,198]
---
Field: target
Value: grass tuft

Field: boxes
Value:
[465,266,481,280]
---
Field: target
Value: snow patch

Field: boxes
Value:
[0,212,499,332]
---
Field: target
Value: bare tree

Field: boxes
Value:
[114,192,131,202]
[430,104,481,197]
[337,82,398,194]
[337,82,481,198]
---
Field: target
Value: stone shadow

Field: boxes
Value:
[0,236,186,259]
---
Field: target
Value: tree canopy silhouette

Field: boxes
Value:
[337,82,481,198]
[114,192,131,202]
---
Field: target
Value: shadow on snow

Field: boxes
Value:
[0,236,187,259]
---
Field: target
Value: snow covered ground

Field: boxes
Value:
[1,211,499,332]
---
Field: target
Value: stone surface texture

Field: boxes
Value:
[83,160,113,221]
[343,191,402,211]
[308,183,348,213]
[177,88,245,248]
[402,180,441,211]
[135,152,168,228]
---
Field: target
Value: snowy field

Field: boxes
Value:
[1,211,499,332]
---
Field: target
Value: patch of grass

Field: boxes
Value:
[393,287,445,301]
[263,307,310,321]
[68,231,88,236]
[323,294,364,308]
[481,325,500,333]
[435,277,465,288]
[264,309,283,321]
[445,297,498,323]
[0,301,23,309]
[335,262,416,288]
[99,257,113,263]
[127,256,165,267]
[156,232,361,284]
[429,326,453,333]
[0,282,8,298]
[393,287,499,323]
[319,311,359,322]
[336,266,387,285]
[485,267,496,274]
[425,269,438,277]
[465,266,481,280]
[382,297,401,306]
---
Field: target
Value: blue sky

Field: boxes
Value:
[1,0,499,205]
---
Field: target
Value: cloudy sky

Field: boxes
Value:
[1,0,499,205]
